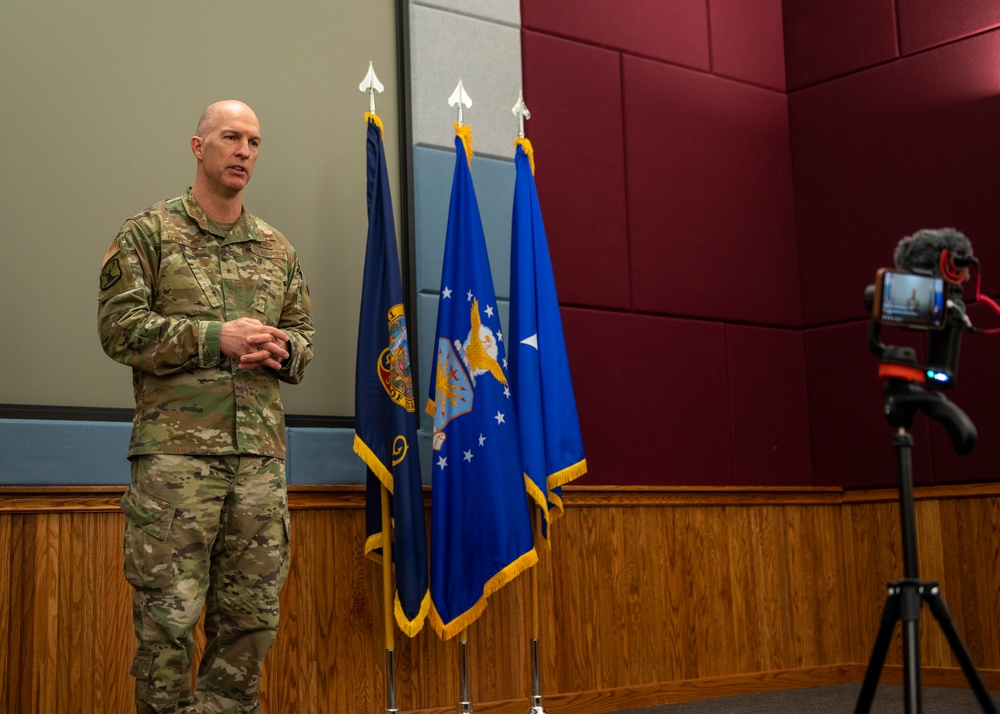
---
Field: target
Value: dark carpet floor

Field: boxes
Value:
[609,683,1000,713]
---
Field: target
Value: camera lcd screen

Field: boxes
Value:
[873,269,946,329]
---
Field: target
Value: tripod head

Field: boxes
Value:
[864,228,979,455]
[882,374,977,455]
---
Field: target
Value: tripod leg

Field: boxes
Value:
[900,582,923,713]
[855,587,902,714]
[922,585,999,714]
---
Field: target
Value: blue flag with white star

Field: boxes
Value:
[425,126,537,640]
[354,116,429,637]
[509,139,587,541]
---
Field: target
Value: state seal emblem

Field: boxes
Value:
[378,304,416,412]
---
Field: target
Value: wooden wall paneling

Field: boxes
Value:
[467,570,533,704]
[735,506,799,673]
[843,499,908,667]
[935,495,1000,669]
[841,493,1000,675]
[913,499,953,667]
[2,486,999,714]
[682,505,739,680]
[784,504,849,667]
[621,505,672,686]
[0,516,12,714]
[550,503,609,693]
[9,514,33,714]
[31,513,58,712]
[100,512,134,714]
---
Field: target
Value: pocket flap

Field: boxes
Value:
[120,486,175,541]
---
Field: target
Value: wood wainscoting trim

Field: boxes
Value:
[4,482,1000,513]
[0,485,370,513]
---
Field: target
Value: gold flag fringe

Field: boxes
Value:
[429,547,538,640]
[455,122,474,165]
[353,434,394,492]
[514,136,536,175]
[365,112,385,137]
[396,589,432,638]
[356,435,431,635]
[522,457,588,548]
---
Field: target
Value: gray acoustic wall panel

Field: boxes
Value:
[409,3,523,158]
[413,0,519,26]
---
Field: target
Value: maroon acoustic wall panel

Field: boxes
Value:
[791,29,1000,327]
[522,31,631,310]
[804,322,936,489]
[522,0,710,71]
[726,325,812,485]
[561,308,733,486]
[623,55,800,326]
[898,0,1000,54]
[709,0,786,91]
[782,0,898,89]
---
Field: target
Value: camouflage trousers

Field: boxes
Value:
[121,454,291,713]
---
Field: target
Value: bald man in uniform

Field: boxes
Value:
[98,100,314,713]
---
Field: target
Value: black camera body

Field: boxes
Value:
[866,269,967,389]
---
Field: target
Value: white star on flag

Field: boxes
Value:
[494,411,505,425]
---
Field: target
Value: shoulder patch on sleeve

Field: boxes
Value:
[99,237,135,302]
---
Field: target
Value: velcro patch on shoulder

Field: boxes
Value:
[99,238,136,301]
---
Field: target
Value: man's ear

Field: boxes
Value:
[190,135,203,160]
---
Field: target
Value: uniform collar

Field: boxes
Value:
[181,188,263,244]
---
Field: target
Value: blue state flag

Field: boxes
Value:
[509,139,587,540]
[426,126,537,639]
[354,115,429,637]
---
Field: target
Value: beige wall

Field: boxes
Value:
[0,0,402,417]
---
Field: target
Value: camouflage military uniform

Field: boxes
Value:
[98,189,314,713]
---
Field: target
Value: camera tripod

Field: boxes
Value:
[854,376,997,714]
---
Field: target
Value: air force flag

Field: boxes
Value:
[426,126,537,639]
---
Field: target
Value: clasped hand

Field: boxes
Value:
[220,317,290,371]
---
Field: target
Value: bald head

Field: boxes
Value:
[196,100,259,138]
[190,100,262,218]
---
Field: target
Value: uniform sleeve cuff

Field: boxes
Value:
[199,321,223,367]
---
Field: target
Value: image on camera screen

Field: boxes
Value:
[879,270,945,328]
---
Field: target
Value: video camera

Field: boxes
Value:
[864,228,976,389]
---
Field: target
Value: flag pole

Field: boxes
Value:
[526,504,547,714]
[380,484,399,714]
[511,90,548,714]
[459,630,473,713]
[360,61,399,714]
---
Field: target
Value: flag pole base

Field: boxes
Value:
[385,647,399,714]
[525,639,548,713]
[525,697,547,714]
[458,639,473,713]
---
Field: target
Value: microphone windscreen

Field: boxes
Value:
[893,228,974,272]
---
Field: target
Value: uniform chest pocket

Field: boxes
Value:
[248,244,288,322]
[158,239,223,316]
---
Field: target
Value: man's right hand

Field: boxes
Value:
[220,317,290,371]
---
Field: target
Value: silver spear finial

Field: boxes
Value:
[359,61,384,115]
[449,78,473,126]
[512,89,530,139]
